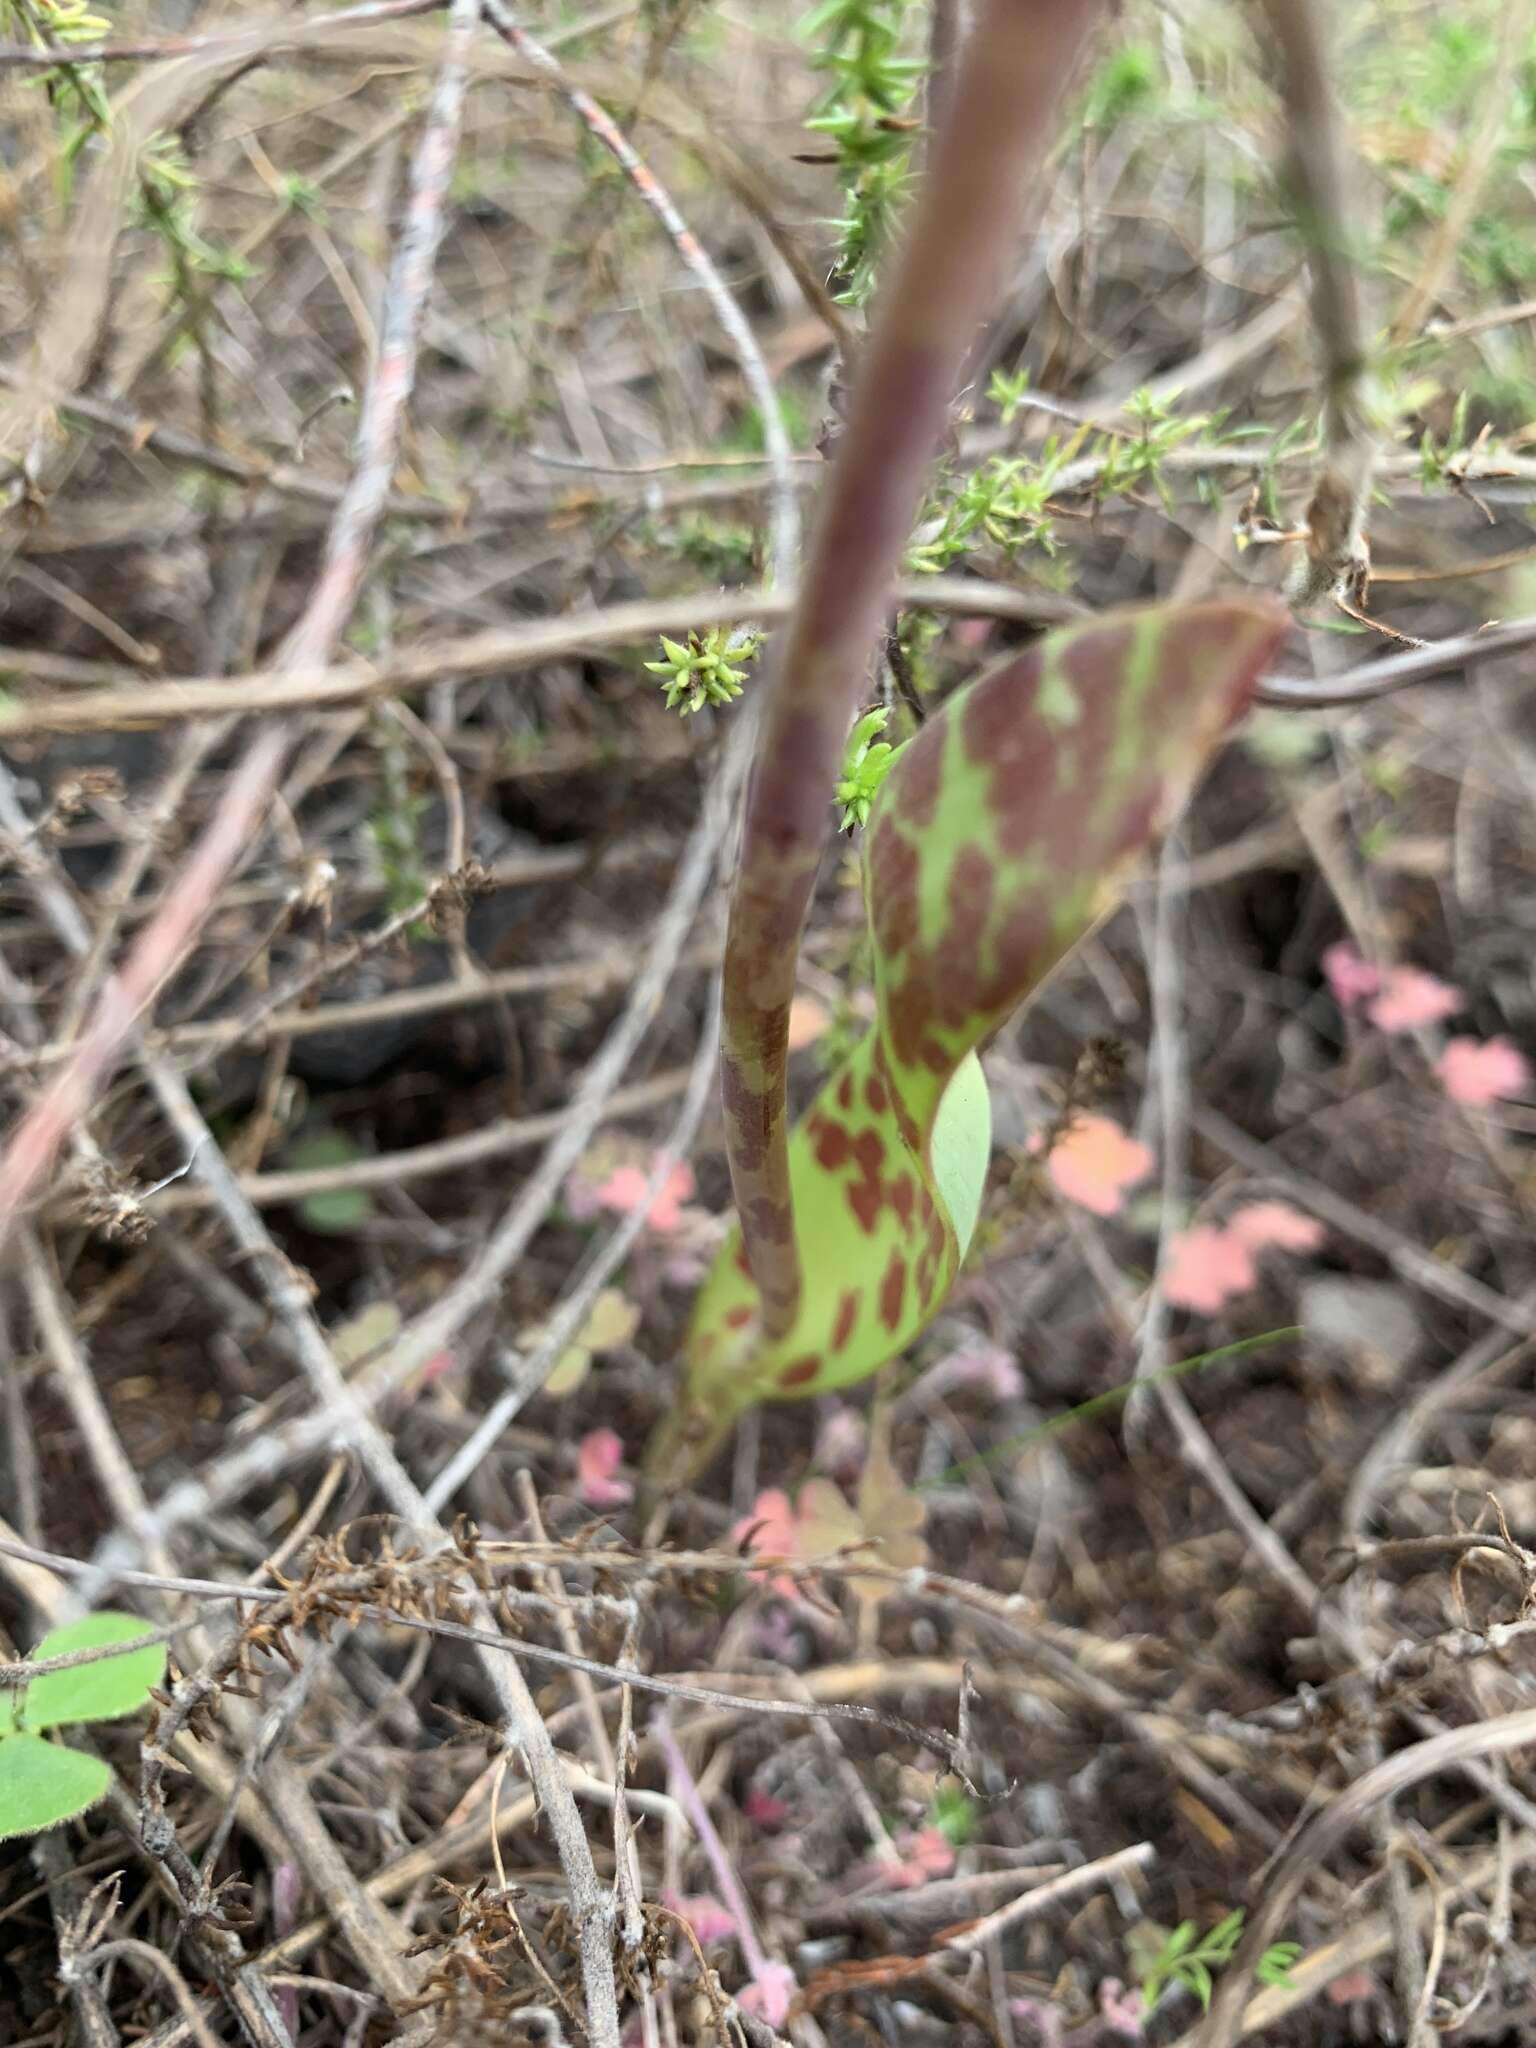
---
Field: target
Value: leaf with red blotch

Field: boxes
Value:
[654,597,1288,1488]
[1437,1035,1532,1106]
[1226,1202,1324,1254]
[1163,1225,1257,1314]
[1367,966,1461,1034]
[1321,939,1380,1011]
[575,1428,632,1509]
[1046,1113,1154,1217]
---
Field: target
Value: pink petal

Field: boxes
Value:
[594,1156,696,1233]
[665,1892,738,1948]
[662,1249,710,1288]
[894,1825,956,1884]
[814,1404,868,1479]
[743,1788,789,1829]
[1437,1034,1532,1106]
[644,1156,696,1233]
[951,616,996,652]
[1367,966,1461,1034]
[732,1488,797,1558]
[1227,1201,1324,1254]
[931,1340,1026,1401]
[732,1489,801,1596]
[1326,1968,1377,2006]
[1162,1225,1257,1314]
[739,1962,796,2028]
[593,1164,651,1215]
[1045,1113,1154,1217]
[1096,1977,1145,2033]
[1321,939,1381,1011]
[575,1428,633,1509]
[563,1171,606,1221]
[787,995,831,1050]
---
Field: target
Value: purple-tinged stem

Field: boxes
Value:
[655,1716,781,2000]
[720,0,1103,1338]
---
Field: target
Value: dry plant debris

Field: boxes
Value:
[6,3,1536,2046]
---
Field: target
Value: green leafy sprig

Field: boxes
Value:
[0,1614,165,1840]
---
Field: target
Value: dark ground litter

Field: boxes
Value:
[6,5,1536,2045]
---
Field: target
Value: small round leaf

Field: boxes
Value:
[19,1612,165,1730]
[0,1733,111,1839]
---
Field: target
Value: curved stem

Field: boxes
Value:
[721,0,1102,1339]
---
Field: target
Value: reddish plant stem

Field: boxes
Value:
[0,0,482,1252]
[720,0,1102,1337]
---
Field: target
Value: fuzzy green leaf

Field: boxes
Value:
[18,1613,165,1730]
[0,1733,112,1840]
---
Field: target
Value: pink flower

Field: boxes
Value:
[1367,966,1461,1034]
[1094,1978,1145,2037]
[1164,1201,1324,1315]
[951,616,996,652]
[575,1428,632,1509]
[928,1340,1025,1402]
[1437,1034,1532,1105]
[1226,1201,1324,1254]
[1044,1113,1154,1217]
[732,1456,928,1614]
[1163,1225,1256,1313]
[738,1962,796,2027]
[743,1788,789,1829]
[664,1892,737,1948]
[814,1404,868,1481]
[1326,1968,1377,2006]
[1322,939,1381,1011]
[886,1825,956,1889]
[787,994,831,1050]
[593,1156,697,1234]
[732,1489,801,1599]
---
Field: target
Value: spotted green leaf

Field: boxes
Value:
[647,599,1286,1485]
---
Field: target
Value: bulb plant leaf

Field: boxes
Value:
[648,598,1286,1485]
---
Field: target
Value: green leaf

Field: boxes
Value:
[285,1132,375,1235]
[1257,1942,1302,1989]
[19,1613,164,1730]
[1205,1909,1246,1956]
[649,599,1287,1485]
[0,1733,111,1840]
[330,1300,402,1370]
